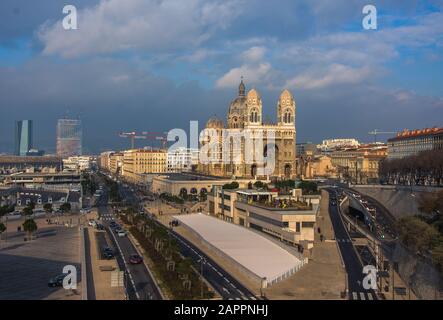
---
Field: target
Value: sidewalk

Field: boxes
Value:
[155,192,347,300]
[265,190,346,299]
[86,226,125,300]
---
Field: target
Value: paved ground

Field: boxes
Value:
[265,190,347,300]
[0,218,81,300]
[152,193,347,300]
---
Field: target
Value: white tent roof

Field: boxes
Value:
[174,214,302,283]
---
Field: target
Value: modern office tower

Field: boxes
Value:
[56,118,82,158]
[15,120,33,156]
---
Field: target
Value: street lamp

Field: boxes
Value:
[198,257,206,299]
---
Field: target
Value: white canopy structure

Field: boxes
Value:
[174,213,306,286]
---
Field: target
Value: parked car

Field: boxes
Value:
[110,223,120,230]
[95,224,105,230]
[129,254,143,264]
[48,274,66,287]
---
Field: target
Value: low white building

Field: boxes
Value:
[63,156,92,172]
[167,147,199,172]
[317,139,360,152]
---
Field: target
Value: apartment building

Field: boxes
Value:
[208,187,319,250]
[387,127,443,159]
[122,149,167,184]
[330,144,387,184]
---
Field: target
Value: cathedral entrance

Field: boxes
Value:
[284,164,292,179]
[251,164,257,177]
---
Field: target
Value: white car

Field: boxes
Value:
[117,230,127,237]
[88,220,97,227]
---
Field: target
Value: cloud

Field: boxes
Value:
[286,64,374,90]
[38,0,242,58]
[215,62,272,88]
[241,46,266,62]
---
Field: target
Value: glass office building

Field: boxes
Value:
[56,119,82,158]
[15,120,33,156]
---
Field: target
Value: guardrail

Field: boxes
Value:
[80,226,88,300]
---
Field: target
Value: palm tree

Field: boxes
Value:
[43,203,53,214]
[0,222,6,240]
[22,206,33,216]
[22,219,38,241]
[176,258,193,280]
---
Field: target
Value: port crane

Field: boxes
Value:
[119,131,168,149]
[368,129,396,143]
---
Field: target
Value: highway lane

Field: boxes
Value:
[100,205,162,300]
[168,227,258,300]
[327,189,377,300]
[118,181,259,300]
[97,173,259,300]
[94,179,163,300]
[83,228,96,300]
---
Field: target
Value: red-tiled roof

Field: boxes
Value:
[388,127,443,142]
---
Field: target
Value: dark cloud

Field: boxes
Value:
[0,0,100,45]
[0,0,441,154]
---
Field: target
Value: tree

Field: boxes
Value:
[60,203,71,213]
[222,181,239,190]
[22,219,38,240]
[43,203,53,213]
[22,206,33,216]
[176,258,193,280]
[253,181,265,189]
[397,216,441,253]
[0,205,15,217]
[298,180,318,194]
[0,222,6,236]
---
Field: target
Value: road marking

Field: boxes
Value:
[367,293,373,300]
[250,296,257,300]
[352,292,358,300]
[108,225,139,300]
[360,292,365,300]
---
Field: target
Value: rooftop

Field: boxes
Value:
[388,127,443,142]
[174,213,303,283]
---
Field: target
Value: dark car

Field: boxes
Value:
[103,251,115,259]
[96,224,105,230]
[114,227,122,233]
[129,254,143,265]
[48,274,66,287]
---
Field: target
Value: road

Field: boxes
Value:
[327,188,377,300]
[95,185,163,300]
[111,177,259,300]
[168,227,258,300]
[83,227,96,300]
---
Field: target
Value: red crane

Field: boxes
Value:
[119,131,168,149]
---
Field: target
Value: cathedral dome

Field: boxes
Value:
[206,117,224,129]
[228,79,248,115]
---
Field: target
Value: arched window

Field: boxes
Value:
[250,110,258,123]
[283,110,292,124]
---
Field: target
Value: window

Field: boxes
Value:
[302,222,315,228]
[249,109,259,123]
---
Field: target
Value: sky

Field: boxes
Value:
[0,0,442,154]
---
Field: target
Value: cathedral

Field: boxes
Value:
[198,80,297,180]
